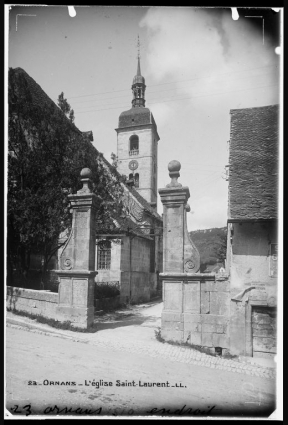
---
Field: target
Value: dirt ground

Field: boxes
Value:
[6,318,276,418]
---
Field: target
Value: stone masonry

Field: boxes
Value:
[159,161,231,354]
[56,168,98,329]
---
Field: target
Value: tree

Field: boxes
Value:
[58,92,75,124]
[111,152,118,168]
[189,227,227,272]
[8,68,124,287]
[69,109,75,123]
[57,92,71,115]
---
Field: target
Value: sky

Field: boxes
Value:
[7,6,281,231]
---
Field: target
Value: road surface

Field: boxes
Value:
[6,326,276,418]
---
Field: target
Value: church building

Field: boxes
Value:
[116,56,160,210]
[94,55,163,304]
[8,58,163,306]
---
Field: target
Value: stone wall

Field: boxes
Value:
[120,271,151,304]
[119,235,158,303]
[227,222,278,290]
[227,221,278,357]
[95,227,162,305]
[161,274,231,354]
[6,286,58,319]
[96,240,121,283]
[121,235,151,271]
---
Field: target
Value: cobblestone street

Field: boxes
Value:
[6,300,278,418]
[6,300,277,380]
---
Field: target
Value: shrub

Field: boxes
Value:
[94,283,120,299]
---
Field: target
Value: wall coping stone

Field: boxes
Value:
[55,270,98,278]
[160,272,216,281]
[215,274,229,281]
[6,286,58,303]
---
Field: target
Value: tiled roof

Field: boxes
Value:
[228,105,279,220]
[127,185,162,221]
[95,214,152,237]
[99,153,162,222]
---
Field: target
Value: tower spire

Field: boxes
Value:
[132,35,146,108]
[137,35,141,76]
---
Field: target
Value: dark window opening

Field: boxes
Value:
[134,173,139,188]
[129,135,139,155]
[97,241,111,270]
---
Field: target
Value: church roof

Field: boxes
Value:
[9,67,162,235]
[132,75,145,85]
[118,107,158,131]
[99,153,162,222]
[10,67,90,137]
[228,104,279,221]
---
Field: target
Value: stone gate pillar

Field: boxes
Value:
[159,161,200,342]
[56,168,98,329]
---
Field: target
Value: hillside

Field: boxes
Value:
[189,227,227,272]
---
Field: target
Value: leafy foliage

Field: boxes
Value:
[68,109,75,123]
[95,283,120,299]
[7,68,124,284]
[110,152,118,168]
[57,92,75,124]
[189,227,227,272]
[57,91,71,115]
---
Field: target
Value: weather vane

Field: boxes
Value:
[137,34,140,60]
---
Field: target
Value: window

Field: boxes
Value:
[134,173,139,188]
[97,241,111,270]
[129,135,139,155]
[128,173,139,188]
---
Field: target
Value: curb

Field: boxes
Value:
[7,320,276,380]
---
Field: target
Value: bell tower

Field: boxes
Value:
[115,37,160,209]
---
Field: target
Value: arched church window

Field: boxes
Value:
[134,173,139,188]
[129,173,134,181]
[129,135,139,155]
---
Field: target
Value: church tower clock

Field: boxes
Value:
[115,44,160,210]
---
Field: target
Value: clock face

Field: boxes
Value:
[129,160,138,171]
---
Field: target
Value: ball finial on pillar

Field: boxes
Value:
[166,160,182,188]
[80,168,92,179]
[78,168,92,194]
[168,160,181,173]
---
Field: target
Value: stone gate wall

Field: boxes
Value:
[161,274,231,354]
[6,286,58,319]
